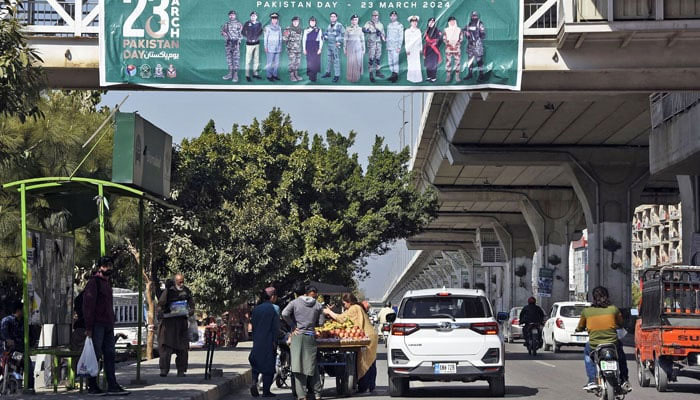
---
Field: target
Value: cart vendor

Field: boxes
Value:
[323,293,379,393]
[281,285,326,400]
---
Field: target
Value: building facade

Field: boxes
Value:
[632,203,683,282]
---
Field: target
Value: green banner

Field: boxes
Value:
[100,0,522,90]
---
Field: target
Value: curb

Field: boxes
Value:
[191,368,252,400]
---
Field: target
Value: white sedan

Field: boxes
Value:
[542,301,590,353]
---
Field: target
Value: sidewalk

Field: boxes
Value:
[25,342,253,400]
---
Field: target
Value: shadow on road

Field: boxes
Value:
[384,385,539,398]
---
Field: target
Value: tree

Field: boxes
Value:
[0,0,45,122]
[166,109,437,312]
[0,91,115,277]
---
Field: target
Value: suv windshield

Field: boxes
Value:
[560,305,586,318]
[399,296,492,319]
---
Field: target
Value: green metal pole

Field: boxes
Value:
[137,199,144,381]
[98,184,106,257]
[20,184,30,392]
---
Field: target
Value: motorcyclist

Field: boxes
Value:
[519,297,545,346]
[0,301,34,392]
[576,286,631,393]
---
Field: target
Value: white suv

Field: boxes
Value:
[386,288,506,397]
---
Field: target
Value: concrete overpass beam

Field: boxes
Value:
[520,195,584,310]
[678,175,700,264]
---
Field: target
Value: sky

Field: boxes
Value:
[99,91,424,300]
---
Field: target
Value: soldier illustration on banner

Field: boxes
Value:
[221,10,243,82]
[283,16,304,82]
[363,10,385,83]
[242,11,263,82]
[103,0,521,90]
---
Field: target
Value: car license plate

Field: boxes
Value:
[434,363,457,374]
[574,335,587,342]
[600,361,618,371]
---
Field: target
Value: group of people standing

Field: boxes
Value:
[221,9,487,84]
[248,285,378,400]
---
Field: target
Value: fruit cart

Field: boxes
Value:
[314,321,371,397]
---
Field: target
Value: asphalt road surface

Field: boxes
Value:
[228,341,700,400]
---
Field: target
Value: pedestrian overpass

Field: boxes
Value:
[15,1,700,89]
[11,0,700,311]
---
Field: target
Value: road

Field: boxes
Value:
[228,341,700,400]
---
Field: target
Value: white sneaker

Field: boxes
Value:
[621,381,632,393]
[583,382,598,392]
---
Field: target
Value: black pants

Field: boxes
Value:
[252,368,273,394]
[89,324,118,390]
[159,344,188,374]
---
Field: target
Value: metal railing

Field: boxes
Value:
[524,0,563,34]
[11,1,700,39]
[15,0,99,37]
[650,91,700,129]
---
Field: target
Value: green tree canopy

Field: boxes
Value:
[0,0,45,122]
[0,91,115,276]
[167,109,437,312]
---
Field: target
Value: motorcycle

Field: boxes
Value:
[379,322,391,346]
[275,335,292,389]
[523,323,543,356]
[589,343,626,400]
[0,344,24,395]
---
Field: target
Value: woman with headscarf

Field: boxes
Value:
[404,15,422,83]
[423,17,442,82]
[323,293,379,393]
[303,16,323,82]
[343,14,365,83]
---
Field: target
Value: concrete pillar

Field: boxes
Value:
[494,223,537,309]
[564,151,648,308]
[678,175,700,264]
[520,196,584,310]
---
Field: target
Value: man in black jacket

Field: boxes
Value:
[157,274,195,377]
[519,297,545,345]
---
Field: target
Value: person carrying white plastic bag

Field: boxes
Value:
[82,256,130,396]
[76,337,99,377]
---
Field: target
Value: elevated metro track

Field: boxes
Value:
[13,0,700,90]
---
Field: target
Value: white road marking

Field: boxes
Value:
[535,360,556,368]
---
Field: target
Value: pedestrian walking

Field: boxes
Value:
[303,17,323,82]
[281,285,325,400]
[83,256,129,395]
[264,12,283,81]
[323,294,378,393]
[249,287,279,397]
[157,274,194,377]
